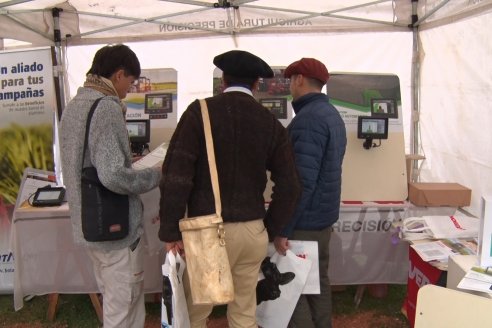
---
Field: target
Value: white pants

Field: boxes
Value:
[88,238,145,328]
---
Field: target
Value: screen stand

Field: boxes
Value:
[130,142,149,156]
[363,137,373,150]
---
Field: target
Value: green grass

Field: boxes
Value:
[0,284,409,327]
[0,294,98,327]
[334,285,406,314]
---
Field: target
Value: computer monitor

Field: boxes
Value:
[357,116,388,140]
[126,119,150,144]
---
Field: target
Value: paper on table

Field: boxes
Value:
[132,143,167,170]
[410,241,456,262]
[457,269,492,294]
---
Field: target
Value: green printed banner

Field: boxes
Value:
[0,47,57,293]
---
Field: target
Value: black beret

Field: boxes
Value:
[213,50,274,78]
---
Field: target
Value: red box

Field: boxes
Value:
[403,247,445,327]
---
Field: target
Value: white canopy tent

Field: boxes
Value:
[1,0,491,216]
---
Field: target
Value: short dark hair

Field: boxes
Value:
[86,44,141,79]
[223,74,257,90]
[305,76,325,90]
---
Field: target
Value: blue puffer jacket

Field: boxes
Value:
[282,93,347,237]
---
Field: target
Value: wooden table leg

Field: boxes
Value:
[89,293,103,324]
[46,293,59,321]
[354,285,366,308]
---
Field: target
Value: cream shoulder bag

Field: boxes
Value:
[178,99,234,305]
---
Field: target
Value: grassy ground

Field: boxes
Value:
[0,284,409,327]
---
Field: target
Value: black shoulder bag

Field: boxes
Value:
[80,97,129,241]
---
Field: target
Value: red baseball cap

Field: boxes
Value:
[284,58,329,84]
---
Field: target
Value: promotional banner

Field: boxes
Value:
[0,47,57,293]
[326,73,408,201]
[125,68,177,151]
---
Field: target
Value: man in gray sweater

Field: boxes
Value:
[60,44,161,328]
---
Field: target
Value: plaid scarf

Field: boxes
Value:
[83,74,127,115]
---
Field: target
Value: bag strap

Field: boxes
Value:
[199,99,222,217]
[81,97,104,172]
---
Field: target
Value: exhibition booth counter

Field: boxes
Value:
[11,186,460,317]
[11,189,164,321]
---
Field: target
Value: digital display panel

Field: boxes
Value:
[260,98,288,120]
[371,98,398,119]
[145,93,173,114]
[36,190,62,200]
[126,120,150,144]
[357,116,389,139]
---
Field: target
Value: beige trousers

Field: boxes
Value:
[88,238,145,328]
[184,219,268,328]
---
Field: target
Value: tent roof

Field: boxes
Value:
[1,0,491,47]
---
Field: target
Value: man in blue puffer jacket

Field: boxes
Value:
[275,58,347,328]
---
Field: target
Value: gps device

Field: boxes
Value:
[126,119,151,156]
[126,119,150,144]
[357,116,389,140]
[357,116,389,150]
[32,186,66,207]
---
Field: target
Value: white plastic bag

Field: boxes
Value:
[289,240,319,294]
[402,215,479,240]
[161,251,190,328]
[256,250,312,328]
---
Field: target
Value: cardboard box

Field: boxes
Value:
[408,182,471,207]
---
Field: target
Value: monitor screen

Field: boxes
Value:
[126,120,150,144]
[371,98,398,119]
[36,190,62,201]
[260,98,288,119]
[145,93,173,114]
[357,116,388,139]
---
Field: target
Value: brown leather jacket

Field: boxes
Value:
[159,91,301,242]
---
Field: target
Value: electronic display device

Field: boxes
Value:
[144,93,173,114]
[260,98,288,119]
[371,98,398,119]
[126,119,150,144]
[32,186,65,207]
[357,116,389,140]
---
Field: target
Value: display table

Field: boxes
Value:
[11,188,164,319]
[329,202,458,286]
[12,193,455,319]
[329,201,411,286]
[401,206,470,327]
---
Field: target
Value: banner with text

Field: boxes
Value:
[0,47,57,293]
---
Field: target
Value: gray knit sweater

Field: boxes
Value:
[60,87,161,251]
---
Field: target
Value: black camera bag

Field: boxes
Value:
[80,97,129,241]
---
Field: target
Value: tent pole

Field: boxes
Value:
[52,8,65,116]
[51,7,65,186]
[409,0,421,182]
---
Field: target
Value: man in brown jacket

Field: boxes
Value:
[159,50,301,328]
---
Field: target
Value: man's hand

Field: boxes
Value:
[273,236,289,256]
[165,240,185,258]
